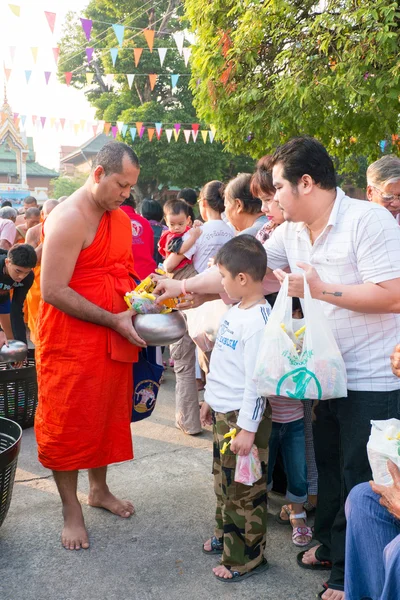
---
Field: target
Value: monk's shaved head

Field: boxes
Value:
[43,199,59,217]
[25,207,41,219]
[93,142,139,176]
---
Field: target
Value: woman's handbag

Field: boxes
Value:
[131,347,164,422]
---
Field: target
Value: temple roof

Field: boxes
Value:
[60,133,111,164]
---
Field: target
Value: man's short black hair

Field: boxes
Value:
[93,142,140,176]
[142,198,163,222]
[163,199,191,218]
[271,136,336,190]
[23,196,37,206]
[1,200,12,208]
[8,244,37,269]
[215,235,267,282]
[177,188,197,206]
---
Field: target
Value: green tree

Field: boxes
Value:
[57,0,254,193]
[184,0,400,168]
[50,175,86,199]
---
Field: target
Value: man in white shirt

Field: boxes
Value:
[366,155,400,224]
[266,136,400,600]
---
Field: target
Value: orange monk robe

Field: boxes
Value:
[26,264,41,343]
[34,209,139,471]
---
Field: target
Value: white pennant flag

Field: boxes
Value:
[173,32,185,56]
[183,130,191,143]
[165,129,173,143]
[126,74,135,89]
[97,120,105,132]
[209,130,215,143]
[182,47,192,66]
[102,75,108,86]
[158,48,167,67]
[192,130,199,142]
[117,121,124,133]
[106,73,114,87]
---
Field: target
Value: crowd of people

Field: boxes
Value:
[1,138,399,600]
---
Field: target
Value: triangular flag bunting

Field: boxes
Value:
[24,70,31,84]
[8,4,20,17]
[192,124,200,133]
[92,124,98,136]
[130,127,137,141]
[32,115,37,125]
[149,74,157,91]
[143,29,155,52]
[80,119,86,130]
[210,124,216,136]
[184,130,191,143]
[126,74,135,89]
[97,120,104,132]
[104,122,111,135]
[86,73,94,85]
[110,48,119,66]
[183,47,192,66]
[44,11,56,33]
[9,47,16,62]
[173,129,180,141]
[65,72,72,86]
[31,47,38,64]
[50,117,56,128]
[117,121,124,133]
[112,24,125,48]
[86,48,94,63]
[102,75,108,86]
[147,128,155,141]
[192,130,198,142]
[111,125,118,139]
[121,124,128,138]
[13,112,19,121]
[173,32,185,55]
[40,116,46,128]
[165,129,173,143]
[21,115,26,128]
[135,122,143,132]
[60,118,65,129]
[52,47,60,64]
[74,123,80,135]
[158,48,167,67]
[44,71,51,85]
[55,121,60,131]
[134,48,143,67]
[171,74,179,89]
[156,128,163,141]
[139,126,145,139]
[201,130,208,143]
[80,18,93,42]
[4,68,11,82]
[155,122,162,136]
[174,123,181,133]
[209,130,215,143]
[106,73,114,87]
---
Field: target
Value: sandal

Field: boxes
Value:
[297,550,332,571]
[275,504,292,525]
[202,536,223,555]
[214,557,269,583]
[288,510,313,547]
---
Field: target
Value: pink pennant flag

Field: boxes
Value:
[60,118,65,130]
[32,115,37,126]
[174,123,181,134]
[139,126,145,139]
[9,47,16,62]
[44,11,56,33]
[52,47,60,64]
[40,116,46,128]
[65,72,72,86]
[44,71,51,85]
[4,68,11,82]
[80,18,93,42]
[111,126,118,139]
[92,124,98,136]
[86,48,94,63]
[13,112,19,121]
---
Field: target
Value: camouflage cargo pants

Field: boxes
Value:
[212,408,271,574]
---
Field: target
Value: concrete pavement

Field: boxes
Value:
[1,366,325,600]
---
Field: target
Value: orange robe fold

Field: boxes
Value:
[35,209,139,471]
[26,265,41,342]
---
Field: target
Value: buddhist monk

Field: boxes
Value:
[34,142,146,551]
[25,200,58,342]
[15,207,41,243]
[16,195,37,224]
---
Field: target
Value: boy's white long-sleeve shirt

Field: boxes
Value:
[204,302,270,432]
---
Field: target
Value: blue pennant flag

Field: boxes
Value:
[110,48,119,66]
[171,74,180,88]
[112,24,125,47]
[130,127,137,142]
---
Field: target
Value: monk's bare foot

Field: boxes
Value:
[301,544,322,565]
[321,589,345,600]
[88,487,135,518]
[213,565,233,579]
[61,504,89,550]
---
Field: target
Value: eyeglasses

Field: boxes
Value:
[371,185,400,203]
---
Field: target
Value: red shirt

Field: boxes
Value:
[158,228,192,271]
[120,206,156,280]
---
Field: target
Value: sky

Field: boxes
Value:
[0,0,95,170]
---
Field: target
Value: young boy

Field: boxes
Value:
[158,199,201,280]
[200,235,271,582]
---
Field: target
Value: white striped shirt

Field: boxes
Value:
[268,396,304,423]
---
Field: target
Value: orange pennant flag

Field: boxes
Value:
[143,29,155,53]
[135,122,143,132]
[104,122,111,135]
[4,68,12,82]
[147,128,155,141]
[149,74,157,91]
[134,48,143,67]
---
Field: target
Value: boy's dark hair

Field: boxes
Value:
[271,136,336,190]
[163,199,191,218]
[1,200,12,208]
[200,180,225,213]
[225,173,262,215]
[121,194,136,209]
[215,235,267,282]
[250,155,275,198]
[142,198,163,222]
[177,188,197,206]
[93,142,140,175]
[8,244,37,269]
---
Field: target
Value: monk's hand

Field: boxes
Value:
[370,461,400,520]
[391,344,400,378]
[0,331,8,348]
[154,277,182,304]
[112,310,147,347]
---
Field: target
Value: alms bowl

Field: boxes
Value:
[0,340,28,363]
[134,311,187,346]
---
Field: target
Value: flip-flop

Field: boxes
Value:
[214,557,269,583]
[316,582,329,597]
[297,550,332,571]
[275,504,291,525]
[202,536,223,555]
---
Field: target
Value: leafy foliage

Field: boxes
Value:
[50,175,87,199]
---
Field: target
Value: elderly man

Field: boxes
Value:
[0,206,17,250]
[367,155,400,224]
[34,142,146,551]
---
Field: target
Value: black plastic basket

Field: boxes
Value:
[0,350,38,429]
[0,417,22,528]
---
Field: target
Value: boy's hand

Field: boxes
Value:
[230,429,255,456]
[193,220,203,228]
[200,401,212,426]
[189,226,203,239]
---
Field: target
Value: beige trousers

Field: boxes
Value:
[170,331,201,434]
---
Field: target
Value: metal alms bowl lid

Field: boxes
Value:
[0,340,28,363]
[134,311,187,346]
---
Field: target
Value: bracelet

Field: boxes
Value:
[181,279,187,296]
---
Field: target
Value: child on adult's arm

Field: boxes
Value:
[199,235,272,582]
[391,344,400,377]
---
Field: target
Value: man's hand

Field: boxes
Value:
[391,344,400,378]
[230,429,255,456]
[0,331,8,348]
[200,401,212,427]
[154,278,183,303]
[370,460,400,520]
[111,310,147,347]
[274,263,323,298]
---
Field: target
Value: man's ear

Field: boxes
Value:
[366,185,373,201]
[300,174,314,195]
[236,199,244,213]
[93,165,105,183]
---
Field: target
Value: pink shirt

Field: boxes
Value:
[268,396,304,423]
[0,219,17,246]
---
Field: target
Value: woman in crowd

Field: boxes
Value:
[223,173,268,236]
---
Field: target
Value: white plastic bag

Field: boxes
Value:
[186,299,230,352]
[367,419,400,485]
[254,274,347,400]
[235,445,263,486]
